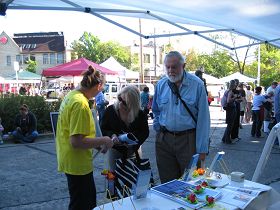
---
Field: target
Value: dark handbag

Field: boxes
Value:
[114,151,154,198]
[268,118,277,131]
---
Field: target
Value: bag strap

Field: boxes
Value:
[135,150,141,161]
[167,80,197,124]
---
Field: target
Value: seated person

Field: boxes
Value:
[12,104,38,143]
[101,85,149,170]
[0,117,4,144]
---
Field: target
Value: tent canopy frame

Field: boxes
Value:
[3,0,280,50]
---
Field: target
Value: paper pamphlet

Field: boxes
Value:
[218,185,269,209]
[133,169,151,199]
[151,179,222,209]
[118,133,139,145]
[182,154,199,181]
[206,151,225,176]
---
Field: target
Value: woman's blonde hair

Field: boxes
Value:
[80,65,105,89]
[114,85,140,123]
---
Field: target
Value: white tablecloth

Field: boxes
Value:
[94,178,280,210]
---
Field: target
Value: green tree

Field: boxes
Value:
[25,59,37,73]
[246,44,280,87]
[185,48,200,71]
[196,50,235,78]
[71,32,131,68]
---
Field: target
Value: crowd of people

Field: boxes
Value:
[1,50,279,210]
[50,51,209,210]
[221,80,279,144]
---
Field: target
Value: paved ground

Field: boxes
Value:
[0,106,280,210]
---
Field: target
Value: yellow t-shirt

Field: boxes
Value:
[56,90,96,175]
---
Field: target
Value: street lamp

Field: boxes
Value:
[14,61,19,93]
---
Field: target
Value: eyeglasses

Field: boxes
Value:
[118,95,127,107]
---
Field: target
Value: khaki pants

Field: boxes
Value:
[156,130,196,183]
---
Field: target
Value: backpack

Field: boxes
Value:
[221,90,229,109]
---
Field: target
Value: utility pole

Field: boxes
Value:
[154,27,157,77]
[257,44,261,86]
[139,18,144,83]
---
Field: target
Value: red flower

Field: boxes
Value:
[206,195,215,204]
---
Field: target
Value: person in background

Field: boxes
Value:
[251,86,271,138]
[101,85,149,170]
[275,83,280,123]
[56,65,115,210]
[95,91,108,124]
[12,104,38,143]
[245,85,253,123]
[140,86,150,116]
[263,91,274,135]
[274,83,280,146]
[238,83,246,128]
[0,117,4,144]
[19,85,27,95]
[218,86,225,111]
[231,79,242,141]
[266,81,278,95]
[152,51,210,183]
[195,68,208,97]
[222,80,238,144]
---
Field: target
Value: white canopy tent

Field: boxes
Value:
[1,0,280,50]
[189,71,223,85]
[220,72,256,83]
[100,57,139,80]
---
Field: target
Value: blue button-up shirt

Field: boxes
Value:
[274,85,280,122]
[152,72,210,153]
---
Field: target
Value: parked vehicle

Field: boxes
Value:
[103,82,154,104]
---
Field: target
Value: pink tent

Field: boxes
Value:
[42,58,117,76]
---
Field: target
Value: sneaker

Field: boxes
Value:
[231,138,239,144]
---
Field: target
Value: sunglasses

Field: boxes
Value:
[118,95,127,107]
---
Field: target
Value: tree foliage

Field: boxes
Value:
[185,49,235,78]
[71,32,132,68]
[25,59,37,73]
[246,44,280,87]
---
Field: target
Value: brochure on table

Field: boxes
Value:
[118,133,138,145]
[151,179,222,209]
[218,185,270,210]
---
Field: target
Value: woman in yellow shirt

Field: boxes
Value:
[56,65,114,210]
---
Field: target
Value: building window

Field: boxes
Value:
[57,53,64,64]
[16,55,23,65]
[144,54,150,63]
[30,54,36,61]
[23,55,29,64]
[43,54,49,64]
[50,53,56,64]
[6,56,11,66]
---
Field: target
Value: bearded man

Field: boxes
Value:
[152,51,210,183]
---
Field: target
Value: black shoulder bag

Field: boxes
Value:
[167,80,197,124]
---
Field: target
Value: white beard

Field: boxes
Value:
[167,71,183,83]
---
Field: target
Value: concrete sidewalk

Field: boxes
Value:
[0,106,280,209]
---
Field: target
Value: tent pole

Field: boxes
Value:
[139,18,144,83]
[257,44,261,86]
[38,73,43,93]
